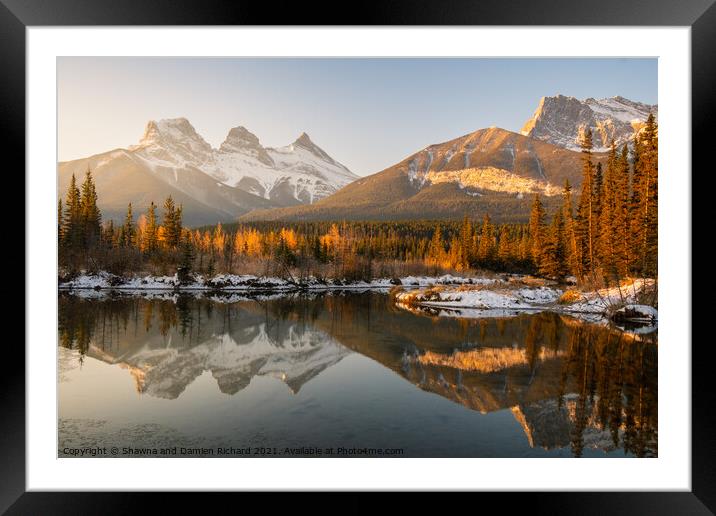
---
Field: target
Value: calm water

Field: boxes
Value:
[58,291,657,458]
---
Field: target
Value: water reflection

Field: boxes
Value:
[58,291,657,457]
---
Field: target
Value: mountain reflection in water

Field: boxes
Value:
[58,291,657,458]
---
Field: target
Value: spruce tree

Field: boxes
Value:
[145,202,158,253]
[529,194,546,272]
[637,114,658,276]
[497,226,512,268]
[598,141,618,277]
[121,203,135,247]
[427,225,444,270]
[630,132,643,267]
[177,234,195,284]
[174,204,183,246]
[459,215,473,269]
[63,173,82,251]
[540,210,568,280]
[80,168,102,249]
[576,129,596,275]
[562,179,579,277]
[57,199,64,243]
[477,214,494,266]
[162,196,179,249]
[614,144,632,275]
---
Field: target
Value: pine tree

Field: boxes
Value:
[427,225,445,270]
[120,203,135,247]
[598,142,618,277]
[458,215,473,269]
[177,234,195,284]
[58,199,64,243]
[497,226,512,267]
[614,144,632,275]
[62,173,82,251]
[637,114,658,276]
[477,214,495,265]
[162,196,179,249]
[540,210,568,280]
[576,129,596,275]
[144,202,158,253]
[529,194,546,271]
[80,167,101,249]
[174,204,183,246]
[562,179,579,277]
[630,132,643,267]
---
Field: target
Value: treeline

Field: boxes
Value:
[528,114,658,282]
[58,116,657,284]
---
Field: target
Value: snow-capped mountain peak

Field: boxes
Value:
[139,117,210,151]
[132,117,213,168]
[129,118,357,205]
[521,94,657,151]
[219,126,275,166]
[290,132,340,165]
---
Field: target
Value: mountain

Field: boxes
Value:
[241,126,609,223]
[76,298,351,399]
[521,95,657,151]
[207,126,357,205]
[58,118,357,226]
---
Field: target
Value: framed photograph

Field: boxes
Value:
[7,0,710,511]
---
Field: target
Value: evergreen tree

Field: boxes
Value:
[177,234,195,284]
[120,203,135,247]
[614,144,632,275]
[594,161,603,223]
[162,196,180,249]
[529,194,547,271]
[477,214,495,265]
[62,173,82,251]
[540,210,568,280]
[80,168,102,249]
[144,202,158,253]
[58,199,64,243]
[562,179,580,277]
[458,215,473,269]
[576,129,596,275]
[497,226,512,267]
[636,114,658,276]
[175,204,183,245]
[427,225,445,269]
[598,142,618,277]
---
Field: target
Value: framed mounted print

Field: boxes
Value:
[5,0,711,512]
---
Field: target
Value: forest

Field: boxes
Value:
[58,115,657,286]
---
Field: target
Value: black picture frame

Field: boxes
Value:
[4,0,709,512]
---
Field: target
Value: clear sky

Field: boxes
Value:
[58,57,657,176]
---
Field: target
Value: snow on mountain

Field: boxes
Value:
[242,126,605,223]
[521,95,657,152]
[132,118,358,205]
[91,321,350,399]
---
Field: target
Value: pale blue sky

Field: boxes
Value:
[58,57,657,176]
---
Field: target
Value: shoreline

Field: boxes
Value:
[58,271,657,328]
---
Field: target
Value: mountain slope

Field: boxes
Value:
[58,118,357,226]
[521,95,657,151]
[241,127,608,223]
[58,148,276,227]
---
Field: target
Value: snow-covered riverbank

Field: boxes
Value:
[59,271,657,329]
[394,278,657,321]
[58,271,499,292]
